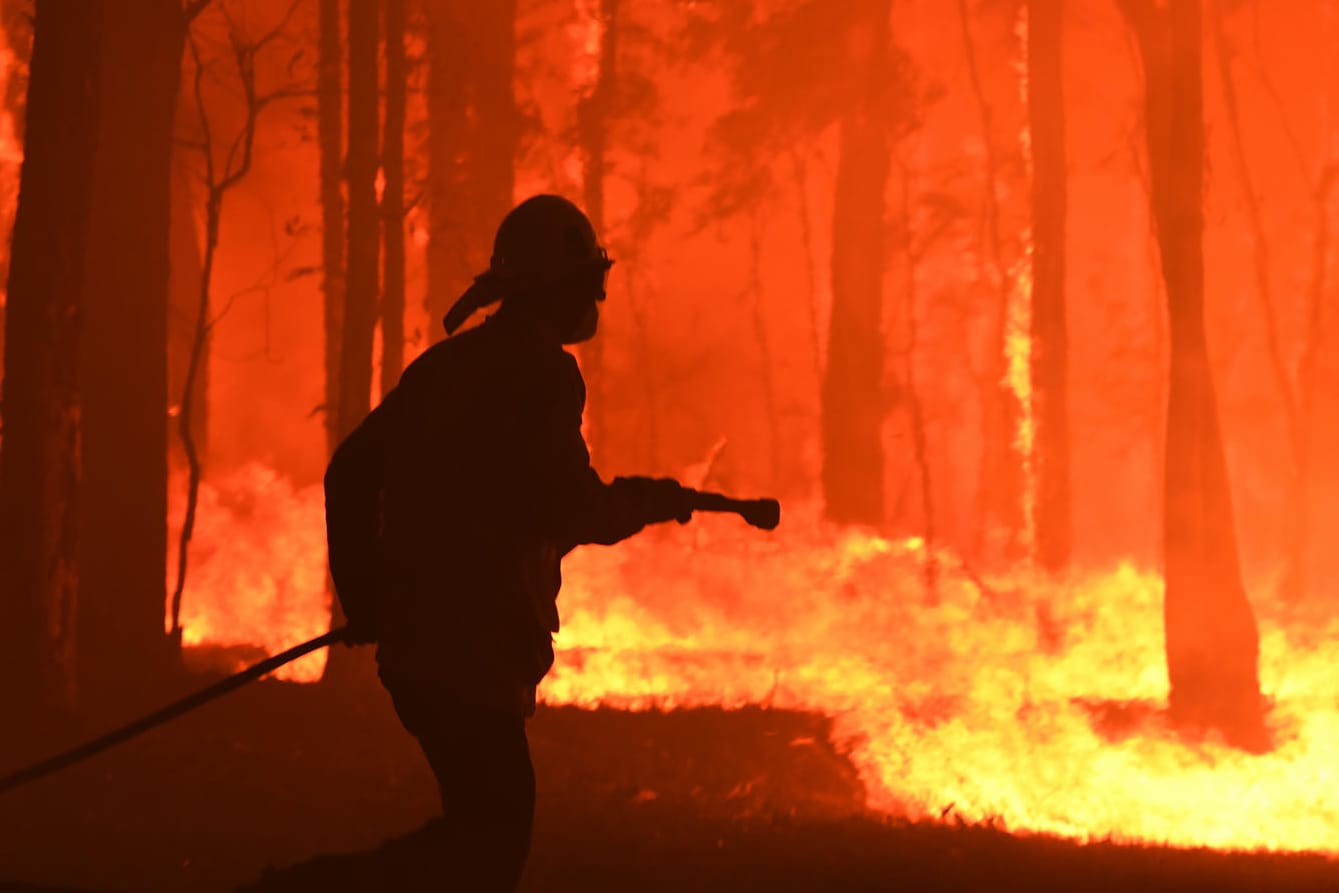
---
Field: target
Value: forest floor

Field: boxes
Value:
[2,661,1338,893]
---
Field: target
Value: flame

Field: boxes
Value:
[167,463,330,681]
[174,468,1339,852]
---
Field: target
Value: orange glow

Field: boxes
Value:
[0,31,21,315]
[175,473,1339,852]
[0,0,1315,863]
[167,464,330,681]
[1007,1,1036,560]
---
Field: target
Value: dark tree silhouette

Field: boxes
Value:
[577,0,619,468]
[424,1,519,334]
[336,0,379,444]
[0,1,102,714]
[324,0,380,678]
[464,0,519,288]
[79,1,211,703]
[691,0,917,522]
[318,0,344,456]
[891,153,942,598]
[1119,0,1265,748]
[1029,0,1070,571]
[822,0,894,526]
[0,2,30,381]
[380,0,407,396]
[956,0,1026,561]
[169,146,206,471]
[424,1,468,329]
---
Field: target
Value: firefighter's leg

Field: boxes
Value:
[388,685,535,891]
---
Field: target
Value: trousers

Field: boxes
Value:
[383,681,536,892]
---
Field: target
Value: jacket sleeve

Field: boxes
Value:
[517,351,648,552]
[323,392,400,631]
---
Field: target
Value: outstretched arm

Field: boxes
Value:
[518,352,686,552]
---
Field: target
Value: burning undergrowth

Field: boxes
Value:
[168,463,331,682]
[170,463,1339,854]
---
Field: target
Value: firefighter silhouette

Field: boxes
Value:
[320,194,694,890]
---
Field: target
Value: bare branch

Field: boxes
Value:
[171,0,308,636]
[182,0,212,25]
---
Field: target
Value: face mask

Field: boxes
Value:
[564,301,600,344]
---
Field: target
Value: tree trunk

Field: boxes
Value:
[578,0,618,468]
[425,1,470,331]
[77,1,186,705]
[821,0,891,527]
[1028,0,1070,571]
[958,0,1025,563]
[894,156,937,599]
[464,0,518,277]
[169,150,206,469]
[380,0,406,397]
[0,1,102,715]
[326,0,379,679]
[425,0,518,338]
[319,0,345,457]
[336,0,379,444]
[0,2,30,383]
[1121,0,1265,748]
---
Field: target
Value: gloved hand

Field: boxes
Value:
[614,476,694,525]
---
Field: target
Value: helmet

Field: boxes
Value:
[443,194,613,335]
[492,194,610,286]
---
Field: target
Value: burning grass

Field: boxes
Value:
[171,463,1339,855]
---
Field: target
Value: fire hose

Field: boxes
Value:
[0,491,780,798]
[0,628,350,797]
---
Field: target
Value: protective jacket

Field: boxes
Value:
[323,304,647,714]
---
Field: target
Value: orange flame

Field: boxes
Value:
[167,464,330,681]
[174,468,1339,852]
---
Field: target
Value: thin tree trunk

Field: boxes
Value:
[78,0,186,704]
[169,151,206,468]
[424,1,517,338]
[748,214,781,486]
[173,6,298,648]
[425,0,469,330]
[1120,0,1265,748]
[791,152,825,396]
[465,0,518,272]
[626,160,661,469]
[1029,0,1070,571]
[821,0,891,527]
[894,156,937,599]
[0,0,102,715]
[957,0,1025,562]
[337,0,379,443]
[319,0,345,456]
[578,0,617,467]
[381,0,406,396]
[0,3,30,382]
[326,0,379,677]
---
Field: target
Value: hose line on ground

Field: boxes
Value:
[0,628,349,797]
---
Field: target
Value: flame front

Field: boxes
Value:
[167,464,330,681]
[173,470,1339,852]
